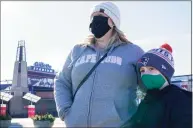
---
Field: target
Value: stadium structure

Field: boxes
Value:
[0,41,57,117]
[0,40,192,118]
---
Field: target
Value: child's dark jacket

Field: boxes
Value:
[122,85,192,128]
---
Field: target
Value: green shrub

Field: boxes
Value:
[0,114,12,120]
[31,113,55,123]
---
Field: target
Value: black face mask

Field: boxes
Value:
[90,16,111,38]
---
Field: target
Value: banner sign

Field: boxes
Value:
[27,62,56,88]
[27,62,55,73]
[171,75,192,91]
[28,77,54,88]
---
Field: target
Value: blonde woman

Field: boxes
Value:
[54,2,144,127]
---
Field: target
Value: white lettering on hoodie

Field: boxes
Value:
[74,54,122,67]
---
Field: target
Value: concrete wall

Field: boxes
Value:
[8,98,57,118]
[35,99,58,117]
[8,96,29,118]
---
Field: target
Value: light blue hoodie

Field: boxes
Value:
[54,40,144,127]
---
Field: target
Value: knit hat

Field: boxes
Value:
[90,2,120,29]
[137,43,175,83]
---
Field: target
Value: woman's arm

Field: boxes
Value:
[54,50,73,121]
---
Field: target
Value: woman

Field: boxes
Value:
[54,2,144,127]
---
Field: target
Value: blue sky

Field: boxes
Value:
[1,1,191,80]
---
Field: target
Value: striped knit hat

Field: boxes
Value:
[137,43,175,83]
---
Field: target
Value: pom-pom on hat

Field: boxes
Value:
[160,43,173,53]
[137,43,175,83]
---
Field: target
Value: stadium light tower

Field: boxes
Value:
[9,40,29,117]
[11,40,28,90]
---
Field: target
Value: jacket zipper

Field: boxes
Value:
[87,51,100,127]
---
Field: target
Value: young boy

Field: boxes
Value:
[122,43,192,128]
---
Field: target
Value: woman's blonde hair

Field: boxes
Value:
[83,27,132,45]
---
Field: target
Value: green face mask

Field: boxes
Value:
[141,74,166,89]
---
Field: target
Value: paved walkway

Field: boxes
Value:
[8,118,66,128]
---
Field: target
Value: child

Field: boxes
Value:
[122,43,192,128]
